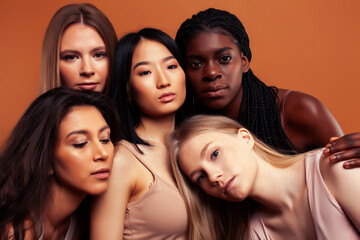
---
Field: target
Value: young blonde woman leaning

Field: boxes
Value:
[168,115,359,240]
[90,28,188,239]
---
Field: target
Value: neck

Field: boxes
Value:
[249,153,306,213]
[137,113,176,145]
[42,180,85,239]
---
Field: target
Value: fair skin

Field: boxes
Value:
[59,23,108,92]
[90,39,186,239]
[179,130,360,239]
[42,106,114,240]
[185,30,343,152]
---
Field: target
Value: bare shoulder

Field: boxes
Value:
[320,153,360,230]
[112,140,143,173]
[279,89,342,150]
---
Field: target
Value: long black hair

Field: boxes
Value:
[109,27,190,151]
[0,87,122,239]
[175,8,295,153]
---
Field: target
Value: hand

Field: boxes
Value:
[323,133,360,169]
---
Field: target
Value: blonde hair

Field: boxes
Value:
[40,3,117,95]
[168,115,307,239]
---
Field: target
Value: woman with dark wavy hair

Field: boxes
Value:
[0,88,121,239]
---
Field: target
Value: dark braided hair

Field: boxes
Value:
[175,8,295,153]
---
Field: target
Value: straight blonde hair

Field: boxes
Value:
[168,115,307,239]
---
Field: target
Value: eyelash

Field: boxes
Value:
[219,55,232,63]
[197,172,206,184]
[211,150,219,160]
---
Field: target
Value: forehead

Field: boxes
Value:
[59,105,105,133]
[61,23,104,47]
[132,39,172,63]
[186,29,239,55]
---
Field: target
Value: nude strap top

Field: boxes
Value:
[249,149,360,240]
[120,142,188,240]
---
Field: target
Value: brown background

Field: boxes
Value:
[0,0,359,146]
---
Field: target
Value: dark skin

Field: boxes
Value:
[185,29,359,167]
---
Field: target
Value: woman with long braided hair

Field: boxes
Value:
[176,8,344,154]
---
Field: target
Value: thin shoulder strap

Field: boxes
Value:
[119,141,155,178]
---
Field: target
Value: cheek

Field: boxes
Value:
[60,64,78,86]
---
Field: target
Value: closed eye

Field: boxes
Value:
[73,142,87,148]
[100,138,111,144]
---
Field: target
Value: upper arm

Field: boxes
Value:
[320,155,360,230]
[283,91,343,151]
[90,144,136,240]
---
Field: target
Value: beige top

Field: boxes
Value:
[249,149,360,239]
[121,142,188,240]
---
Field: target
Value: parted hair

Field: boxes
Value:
[109,27,189,151]
[40,3,117,95]
[175,8,295,153]
[167,115,304,239]
[0,88,122,239]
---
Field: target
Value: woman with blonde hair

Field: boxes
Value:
[168,115,360,240]
[40,3,117,94]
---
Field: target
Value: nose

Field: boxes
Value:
[203,60,222,82]
[80,57,95,77]
[156,68,171,89]
[93,141,109,162]
[206,167,222,186]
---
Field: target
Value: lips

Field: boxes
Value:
[202,85,228,97]
[76,82,99,91]
[159,92,176,103]
[91,168,110,180]
[223,177,235,194]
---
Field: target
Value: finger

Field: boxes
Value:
[343,159,360,169]
[328,149,360,163]
[327,134,360,153]
[329,136,340,142]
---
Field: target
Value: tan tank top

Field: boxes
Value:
[120,142,188,240]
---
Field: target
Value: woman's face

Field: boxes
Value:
[178,129,258,202]
[129,39,186,117]
[54,105,114,196]
[185,30,249,111]
[59,23,108,92]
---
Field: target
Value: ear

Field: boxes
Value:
[237,128,254,149]
[240,53,250,73]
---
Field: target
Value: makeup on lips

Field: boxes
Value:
[91,168,111,180]
[159,92,176,103]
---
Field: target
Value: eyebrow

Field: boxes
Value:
[132,55,175,71]
[189,141,213,179]
[187,47,233,60]
[65,125,110,139]
[60,46,106,55]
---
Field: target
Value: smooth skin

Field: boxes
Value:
[185,30,344,152]
[90,39,186,239]
[179,130,360,239]
[10,106,114,240]
[59,23,109,92]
